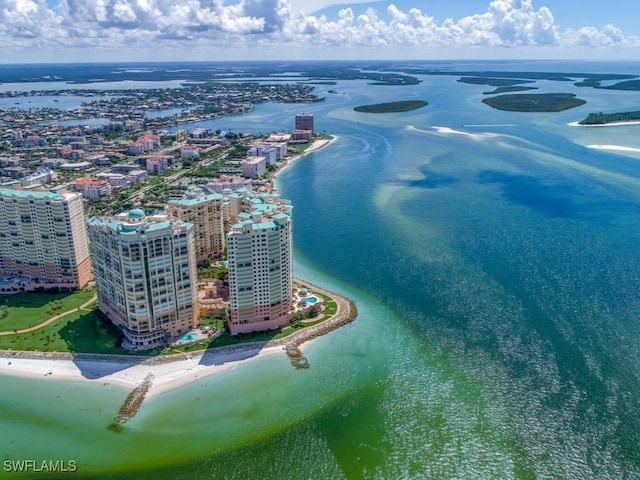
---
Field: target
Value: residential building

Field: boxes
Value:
[181,144,200,160]
[75,177,112,200]
[96,172,130,188]
[59,161,92,172]
[227,192,293,334]
[241,156,266,179]
[292,129,313,142]
[87,210,199,350]
[111,164,140,174]
[295,112,314,133]
[21,167,58,188]
[206,175,252,194]
[126,170,148,184]
[0,188,91,291]
[191,128,210,139]
[146,155,170,174]
[248,144,278,166]
[166,186,225,262]
[127,142,145,155]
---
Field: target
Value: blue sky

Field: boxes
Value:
[3,0,640,63]
[308,1,640,34]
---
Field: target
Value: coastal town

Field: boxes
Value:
[0,79,356,375]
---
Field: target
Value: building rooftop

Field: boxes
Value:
[128,208,145,219]
[0,187,73,201]
[88,215,193,235]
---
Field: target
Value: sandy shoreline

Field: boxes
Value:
[270,135,338,190]
[0,277,356,399]
[568,120,640,127]
[0,343,284,398]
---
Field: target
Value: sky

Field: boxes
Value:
[2,0,640,63]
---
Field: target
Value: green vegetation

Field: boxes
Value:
[0,284,340,356]
[0,309,128,355]
[579,111,640,125]
[197,264,228,280]
[596,80,640,91]
[458,77,535,87]
[484,86,537,95]
[482,93,586,112]
[0,288,96,332]
[354,100,428,113]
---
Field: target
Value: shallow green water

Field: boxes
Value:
[3,60,640,479]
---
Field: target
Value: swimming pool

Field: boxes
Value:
[302,297,318,304]
[179,333,198,342]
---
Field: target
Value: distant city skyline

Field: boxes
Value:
[3,0,640,63]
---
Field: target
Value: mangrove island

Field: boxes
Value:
[578,111,640,125]
[482,93,586,112]
[353,100,428,113]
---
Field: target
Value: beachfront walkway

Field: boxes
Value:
[0,295,97,336]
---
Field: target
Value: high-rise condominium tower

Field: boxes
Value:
[227,193,293,335]
[0,188,91,292]
[295,112,314,133]
[87,209,199,349]
[166,186,225,262]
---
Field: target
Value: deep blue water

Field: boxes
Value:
[2,60,640,479]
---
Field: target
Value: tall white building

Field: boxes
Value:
[87,209,199,349]
[227,193,293,335]
[0,188,91,292]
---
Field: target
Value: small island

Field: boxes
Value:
[354,100,428,113]
[578,111,640,125]
[484,86,538,95]
[482,93,586,112]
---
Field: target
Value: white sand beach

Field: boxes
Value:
[569,120,640,127]
[0,344,284,398]
[0,280,356,399]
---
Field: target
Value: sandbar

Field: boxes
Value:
[586,144,640,153]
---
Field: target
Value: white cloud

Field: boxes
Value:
[564,24,640,48]
[1,0,639,59]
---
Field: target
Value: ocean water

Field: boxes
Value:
[2,61,640,479]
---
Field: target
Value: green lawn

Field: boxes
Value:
[0,308,129,355]
[0,287,343,356]
[0,288,97,332]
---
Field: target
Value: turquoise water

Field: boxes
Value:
[179,333,197,342]
[302,297,318,304]
[3,60,640,478]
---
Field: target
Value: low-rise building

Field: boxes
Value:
[21,167,57,188]
[146,155,170,174]
[181,144,200,160]
[206,175,252,194]
[75,177,112,200]
[59,161,92,172]
[126,170,148,184]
